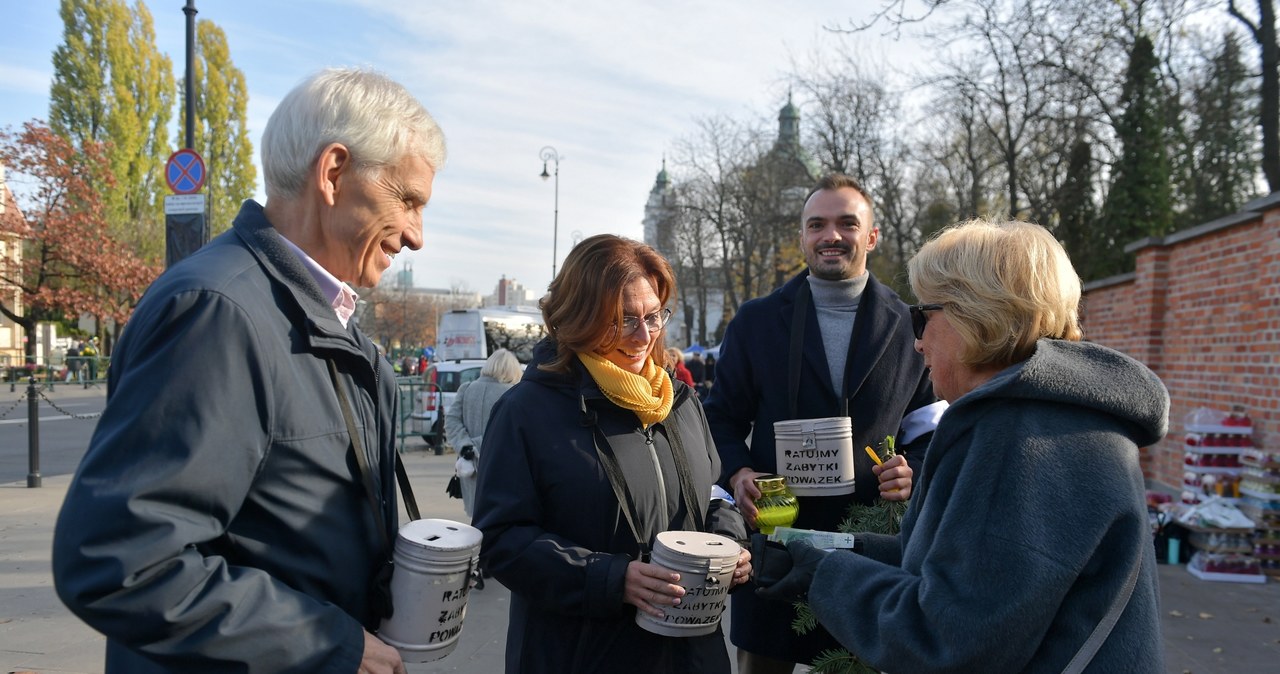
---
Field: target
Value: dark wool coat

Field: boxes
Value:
[52,201,398,673]
[811,339,1169,673]
[473,340,745,674]
[702,270,936,663]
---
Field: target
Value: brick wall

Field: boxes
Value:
[1081,193,1280,489]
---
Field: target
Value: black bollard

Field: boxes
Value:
[27,376,41,488]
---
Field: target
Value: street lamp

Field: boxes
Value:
[539,146,561,279]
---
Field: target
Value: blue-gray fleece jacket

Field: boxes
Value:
[809,339,1169,673]
[52,201,398,673]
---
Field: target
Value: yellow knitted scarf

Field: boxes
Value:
[577,351,674,427]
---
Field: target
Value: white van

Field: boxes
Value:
[410,308,547,450]
[435,307,546,363]
[410,358,485,451]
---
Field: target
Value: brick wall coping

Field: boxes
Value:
[1082,271,1136,293]
[1125,210,1262,254]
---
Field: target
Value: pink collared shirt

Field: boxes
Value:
[279,236,360,328]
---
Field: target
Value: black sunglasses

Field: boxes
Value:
[908,304,945,340]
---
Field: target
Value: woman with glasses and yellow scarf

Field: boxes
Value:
[473,234,751,674]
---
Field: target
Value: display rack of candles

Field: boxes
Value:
[1239,434,1280,577]
[1179,406,1268,582]
[1181,407,1253,505]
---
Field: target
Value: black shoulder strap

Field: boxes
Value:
[396,457,421,521]
[661,420,706,533]
[787,280,811,420]
[589,423,649,557]
[328,360,420,543]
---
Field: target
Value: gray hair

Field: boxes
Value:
[261,67,447,200]
[482,349,523,384]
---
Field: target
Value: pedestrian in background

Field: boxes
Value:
[445,347,521,519]
[702,173,944,672]
[753,219,1168,672]
[473,234,751,673]
[64,342,81,382]
[80,337,99,380]
[666,346,695,387]
[52,67,445,674]
[686,351,706,397]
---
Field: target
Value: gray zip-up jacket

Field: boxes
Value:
[52,201,399,673]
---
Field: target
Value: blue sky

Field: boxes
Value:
[0,0,922,297]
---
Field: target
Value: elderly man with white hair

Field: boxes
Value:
[53,68,445,674]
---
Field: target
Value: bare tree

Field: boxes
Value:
[919,83,1002,219]
[1227,0,1280,191]
[669,115,769,315]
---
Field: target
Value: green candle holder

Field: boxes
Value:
[753,474,799,534]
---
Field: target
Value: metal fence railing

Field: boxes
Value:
[6,357,110,393]
[395,376,445,455]
[5,376,104,488]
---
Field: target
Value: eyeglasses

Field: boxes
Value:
[908,304,945,340]
[612,307,673,338]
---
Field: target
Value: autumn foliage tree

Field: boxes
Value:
[50,0,174,262]
[0,122,161,362]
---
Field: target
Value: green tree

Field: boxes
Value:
[192,20,256,234]
[49,0,174,261]
[1182,32,1259,225]
[48,0,114,149]
[1054,138,1104,280]
[1102,34,1172,276]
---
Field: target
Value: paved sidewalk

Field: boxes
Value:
[2,434,1279,672]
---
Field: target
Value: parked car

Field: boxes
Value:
[410,359,485,451]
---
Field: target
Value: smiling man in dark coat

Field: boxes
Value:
[52,68,444,674]
[702,173,944,673]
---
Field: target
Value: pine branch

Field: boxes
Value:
[809,648,881,674]
[792,601,819,633]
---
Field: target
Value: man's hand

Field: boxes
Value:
[360,630,406,674]
[729,467,769,524]
[872,454,913,501]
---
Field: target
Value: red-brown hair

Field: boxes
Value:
[538,234,676,373]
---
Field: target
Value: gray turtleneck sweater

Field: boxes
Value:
[806,272,869,396]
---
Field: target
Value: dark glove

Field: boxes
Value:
[751,535,828,603]
[459,445,476,462]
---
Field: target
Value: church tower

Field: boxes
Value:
[767,91,817,188]
[642,157,676,257]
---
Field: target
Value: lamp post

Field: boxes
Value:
[539,146,561,279]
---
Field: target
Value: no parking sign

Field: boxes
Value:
[165,149,206,194]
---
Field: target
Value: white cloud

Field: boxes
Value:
[0,64,50,96]
[0,0,927,298]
